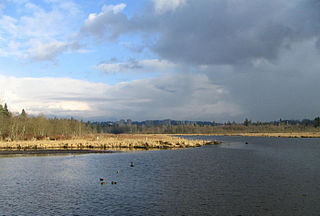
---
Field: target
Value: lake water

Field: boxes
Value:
[1,136,320,215]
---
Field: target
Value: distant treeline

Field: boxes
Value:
[93,117,320,134]
[1,103,320,140]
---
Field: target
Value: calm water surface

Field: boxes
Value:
[1,136,320,215]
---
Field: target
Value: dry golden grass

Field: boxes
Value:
[0,134,220,150]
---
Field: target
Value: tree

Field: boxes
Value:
[314,117,320,127]
[3,103,9,116]
[244,118,251,126]
[21,109,27,118]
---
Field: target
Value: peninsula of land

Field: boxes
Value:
[0,134,220,154]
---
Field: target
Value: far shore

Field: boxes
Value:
[176,132,320,138]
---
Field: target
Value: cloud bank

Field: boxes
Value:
[0,74,240,121]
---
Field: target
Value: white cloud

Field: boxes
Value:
[27,40,82,61]
[18,4,76,39]
[139,59,176,70]
[24,2,41,11]
[111,3,127,14]
[47,101,90,111]
[0,74,241,121]
[0,0,81,61]
[95,59,178,74]
[82,3,128,39]
[0,75,106,116]
[86,3,126,21]
[0,15,18,36]
[95,63,122,74]
[154,0,186,14]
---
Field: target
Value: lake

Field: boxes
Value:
[1,136,320,215]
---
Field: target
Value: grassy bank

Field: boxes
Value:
[0,134,220,151]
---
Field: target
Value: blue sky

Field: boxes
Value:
[1,0,320,122]
[0,0,152,83]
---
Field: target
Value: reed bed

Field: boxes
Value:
[0,134,220,151]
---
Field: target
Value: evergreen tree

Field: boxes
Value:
[3,103,9,116]
[244,118,251,126]
[314,117,320,127]
[21,109,27,117]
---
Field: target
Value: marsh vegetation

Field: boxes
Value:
[0,134,220,151]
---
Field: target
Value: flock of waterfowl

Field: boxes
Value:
[100,162,134,185]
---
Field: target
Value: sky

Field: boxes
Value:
[0,0,320,122]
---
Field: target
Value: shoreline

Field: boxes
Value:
[0,149,117,155]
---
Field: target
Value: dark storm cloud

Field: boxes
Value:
[82,0,320,65]
[154,0,320,65]
[81,0,320,121]
[203,39,320,121]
